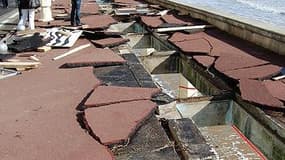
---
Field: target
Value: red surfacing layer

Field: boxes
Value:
[81,2,100,15]
[224,64,281,80]
[91,37,129,48]
[214,52,268,73]
[193,55,216,68]
[263,80,285,102]
[172,38,212,55]
[36,20,70,28]
[62,45,126,67]
[81,15,117,29]
[85,100,157,145]
[114,0,141,5]
[168,32,230,57]
[239,79,284,108]
[140,16,164,28]
[85,86,160,107]
[161,14,188,25]
[0,66,114,159]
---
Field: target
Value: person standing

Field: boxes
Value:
[17,0,40,30]
[2,0,8,8]
[70,0,81,26]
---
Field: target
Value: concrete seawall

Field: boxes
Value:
[145,0,285,55]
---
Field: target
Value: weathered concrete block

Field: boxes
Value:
[168,118,215,159]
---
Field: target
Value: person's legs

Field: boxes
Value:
[3,0,8,8]
[28,9,35,30]
[70,0,76,26]
[75,0,81,25]
[17,9,28,30]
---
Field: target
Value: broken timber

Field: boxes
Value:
[52,43,91,61]
[0,62,41,71]
[155,25,213,33]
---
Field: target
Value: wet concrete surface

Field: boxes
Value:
[200,125,261,159]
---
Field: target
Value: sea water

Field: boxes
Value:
[172,0,285,28]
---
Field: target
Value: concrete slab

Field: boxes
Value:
[176,100,230,127]
[85,86,160,107]
[91,37,129,48]
[263,80,285,102]
[94,65,140,87]
[193,55,216,68]
[172,38,212,55]
[161,14,188,25]
[215,52,269,72]
[61,47,126,68]
[81,15,117,30]
[84,100,157,145]
[114,115,180,160]
[224,64,282,80]
[168,32,227,57]
[200,125,261,159]
[168,119,215,159]
[239,79,284,108]
[140,16,164,28]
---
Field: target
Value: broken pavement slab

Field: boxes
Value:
[60,47,126,68]
[81,15,117,30]
[161,14,189,26]
[172,38,212,55]
[239,79,284,108]
[192,55,216,68]
[223,64,282,80]
[114,115,180,160]
[85,86,160,107]
[214,51,269,73]
[91,37,129,48]
[140,16,164,28]
[84,100,157,145]
[263,80,285,102]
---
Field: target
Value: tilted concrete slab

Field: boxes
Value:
[84,100,157,145]
[85,86,160,107]
[81,15,117,30]
[263,80,285,102]
[239,79,284,108]
[224,64,282,80]
[140,16,164,28]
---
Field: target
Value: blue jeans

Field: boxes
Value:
[71,0,81,26]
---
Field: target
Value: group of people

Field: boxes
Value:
[15,0,82,31]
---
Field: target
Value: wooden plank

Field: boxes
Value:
[155,25,213,33]
[0,62,40,70]
[37,46,52,52]
[52,43,91,61]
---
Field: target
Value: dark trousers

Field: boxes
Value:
[71,0,81,26]
[2,0,8,8]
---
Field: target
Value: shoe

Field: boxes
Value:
[76,23,85,26]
